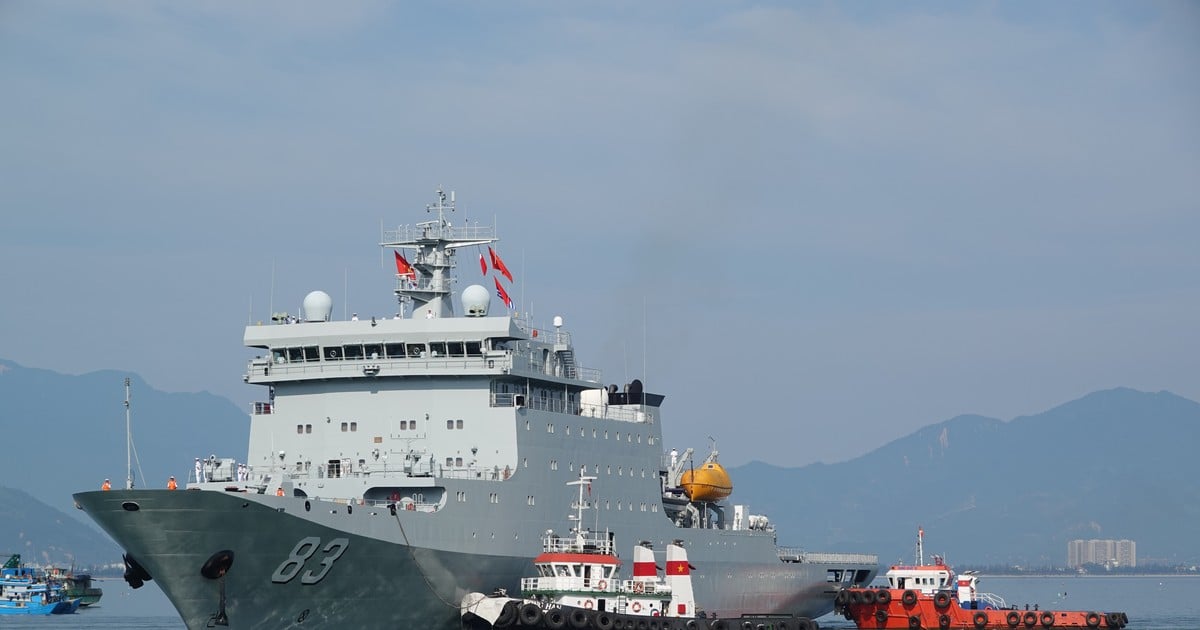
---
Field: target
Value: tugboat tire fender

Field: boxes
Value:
[861,589,877,605]
[1040,611,1055,627]
[1008,611,1022,627]
[902,590,919,607]
[568,608,589,629]
[875,609,888,624]
[1105,612,1123,628]
[685,621,698,630]
[973,611,989,629]
[495,601,518,628]
[1024,611,1039,627]
[712,620,728,630]
[519,602,543,626]
[934,591,951,609]
[939,614,952,629]
[877,589,892,605]
[1085,612,1101,628]
[908,616,921,629]
[595,612,614,630]
[545,608,567,630]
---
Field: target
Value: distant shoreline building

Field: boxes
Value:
[1068,539,1136,568]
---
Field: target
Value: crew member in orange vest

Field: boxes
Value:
[101,479,111,491]
[167,476,178,490]
[276,487,285,496]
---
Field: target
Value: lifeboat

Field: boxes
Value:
[680,461,732,502]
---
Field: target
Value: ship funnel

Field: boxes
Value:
[665,542,695,618]
[632,543,657,584]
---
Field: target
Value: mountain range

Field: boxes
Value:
[731,387,1200,567]
[1,358,1197,568]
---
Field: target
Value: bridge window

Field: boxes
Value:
[465,341,482,356]
[296,425,303,434]
[351,422,358,432]
[341,422,348,432]
[364,344,382,360]
[342,344,364,360]
[447,342,465,356]
[324,346,342,360]
[385,343,405,358]
[305,424,312,433]
[407,343,425,358]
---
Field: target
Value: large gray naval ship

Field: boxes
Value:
[73,189,878,629]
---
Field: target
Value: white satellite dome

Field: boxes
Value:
[302,290,333,322]
[461,284,491,317]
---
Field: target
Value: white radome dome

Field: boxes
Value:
[302,290,333,322]
[462,284,490,317]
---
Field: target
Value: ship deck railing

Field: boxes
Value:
[973,592,1009,610]
[540,532,615,555]
[520,577,670,596]
[777,548,879,565]
[274,463,514,482]
[248,353,605,389]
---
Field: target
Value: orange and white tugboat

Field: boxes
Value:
[463,474,821,630]
[835,528,1128,630]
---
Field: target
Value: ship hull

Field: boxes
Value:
[75,489,871,629]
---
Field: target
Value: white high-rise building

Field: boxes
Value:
[1067,539,1136,568]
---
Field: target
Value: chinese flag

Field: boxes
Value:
[479,253,487,276]
[666,561,690,575]
[489,246,513,282]
[494,277,513,309]
[394,251,415,278]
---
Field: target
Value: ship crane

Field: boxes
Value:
[666,447,694,489]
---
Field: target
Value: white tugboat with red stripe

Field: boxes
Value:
[463,475,820,630]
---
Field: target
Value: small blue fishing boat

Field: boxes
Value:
[1,554,81,615]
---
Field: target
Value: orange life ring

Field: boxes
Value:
[596,580,608,590]
[631,602,642,613]
[584,600,594,609]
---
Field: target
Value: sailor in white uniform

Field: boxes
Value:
[195,457,205,483]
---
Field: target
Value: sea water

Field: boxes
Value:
[3,575,1196,628]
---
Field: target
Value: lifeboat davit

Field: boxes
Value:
[680,462,732,502]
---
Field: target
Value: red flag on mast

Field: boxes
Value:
[479,253,487,276]
[394,251,415,278]
[489,247,513,282]
[494,277,513,309]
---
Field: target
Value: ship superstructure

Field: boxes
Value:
[74,189,878,629]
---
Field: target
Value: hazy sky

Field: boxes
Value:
[2,1,1197,467]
